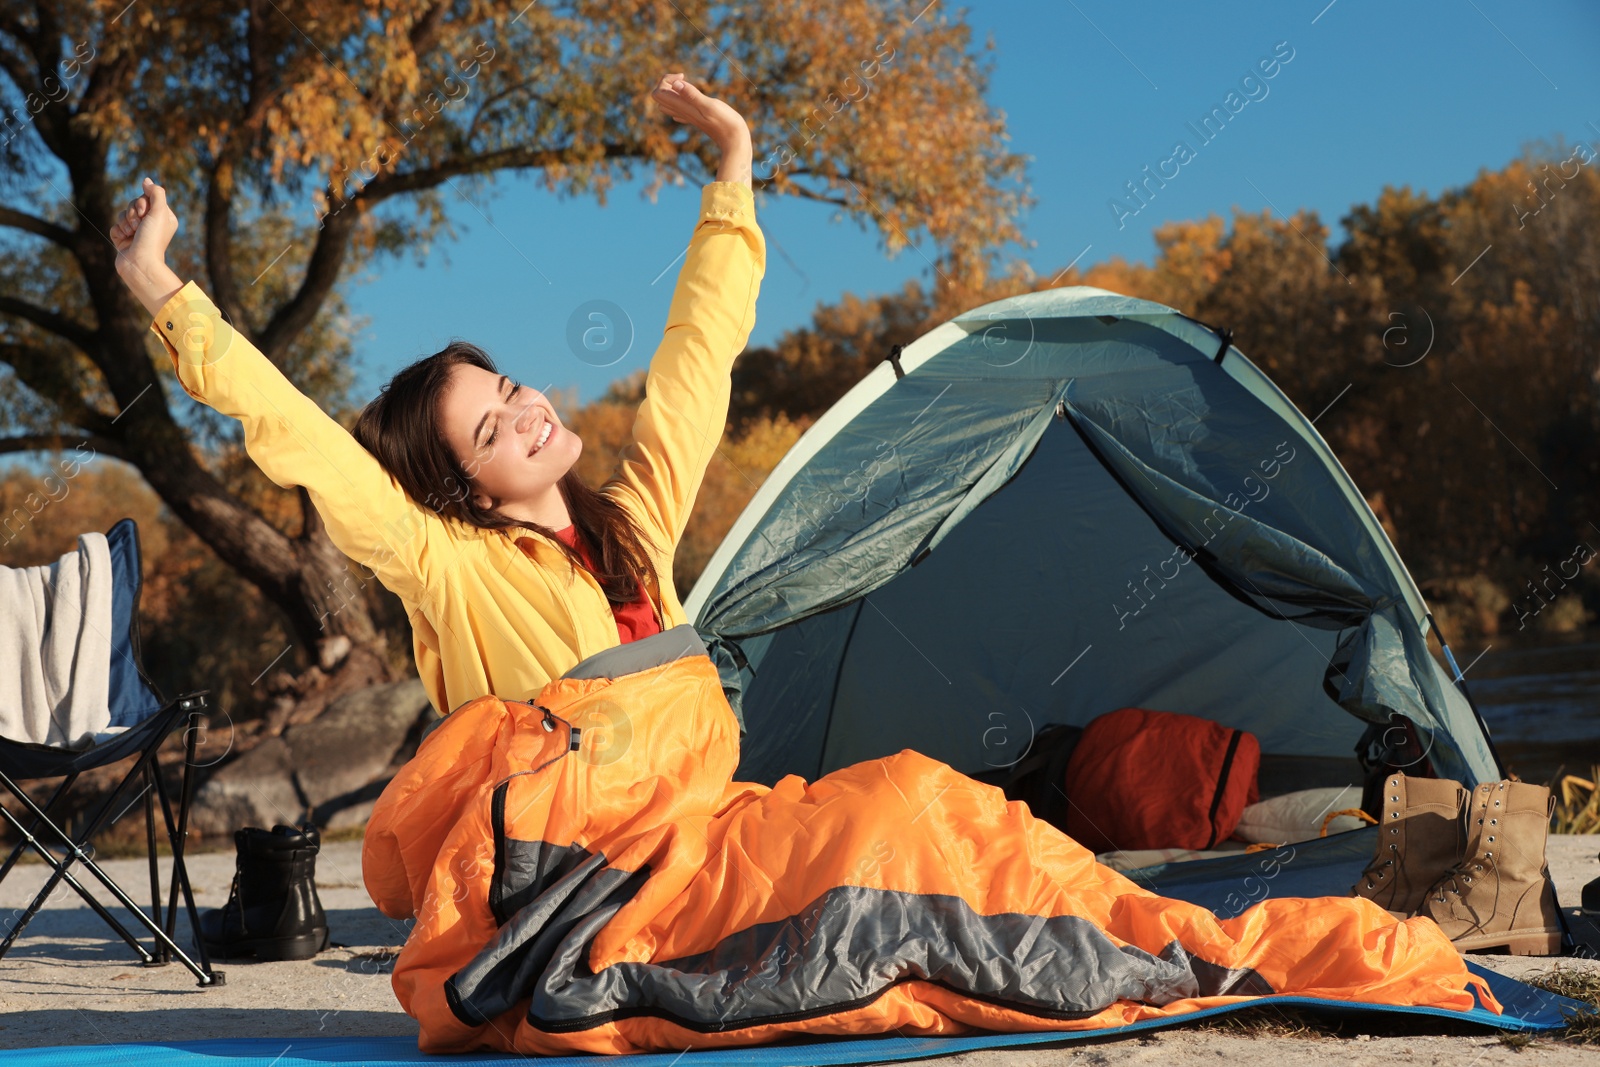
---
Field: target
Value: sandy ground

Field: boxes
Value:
[0,834,1597,1062]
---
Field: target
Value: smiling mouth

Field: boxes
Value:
[528,420,555,457]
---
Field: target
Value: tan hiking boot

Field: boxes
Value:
[1419,780,1563,956]
[1351,773,1467,920]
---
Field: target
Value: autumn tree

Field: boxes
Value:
[721,139,1600,637]
[1330,138,1600,583]
[729,281,934,433]
[0,0,1027,697]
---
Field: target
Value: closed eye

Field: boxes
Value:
[480,379,523,450]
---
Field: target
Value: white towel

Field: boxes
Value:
[0,532,119,749]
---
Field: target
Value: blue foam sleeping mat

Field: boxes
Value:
[4,830,1588,1064]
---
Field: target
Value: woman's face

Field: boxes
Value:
[438,363,582,513]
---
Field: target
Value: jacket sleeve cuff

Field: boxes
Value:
[699,181,755,225]
[148,279,213,358]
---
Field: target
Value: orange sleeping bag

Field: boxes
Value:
[362,625,1493,1055]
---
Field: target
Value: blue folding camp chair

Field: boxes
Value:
[0,517,222,985]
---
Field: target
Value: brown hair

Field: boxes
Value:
[351,341,662,612]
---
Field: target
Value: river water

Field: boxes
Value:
[1451,626,1600,786]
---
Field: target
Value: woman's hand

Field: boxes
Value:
[113,177,179,270]
[651,73,752,187]
[113,177,184,317]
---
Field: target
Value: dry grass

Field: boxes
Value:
[1187,971,1600,1047]
[1549,766,1600,834]
[1190,1004,1348,1039]
[320,825,367,844]
[1188,1003,1507,1042]
[1522,963,1600,1046]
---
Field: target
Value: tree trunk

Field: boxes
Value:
[120,393,396,697]
[82,154,393,698]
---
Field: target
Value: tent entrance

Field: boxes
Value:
[730,413,1370,801]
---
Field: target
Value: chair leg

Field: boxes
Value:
[0,798,157,965]
[0,769,147,960]
[0,766,159,961]
[162,721,193,942]
[0,774,76,891]
[144,764,166,964]
[174,713,201,947]
[153,712,217,982]
[0,753,219,985]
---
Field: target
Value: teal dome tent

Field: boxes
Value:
[686,285,1503,892]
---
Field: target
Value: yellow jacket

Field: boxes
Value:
[148,181,766,717]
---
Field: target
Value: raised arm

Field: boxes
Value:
[114,179,444,604]
[605,76,766,552]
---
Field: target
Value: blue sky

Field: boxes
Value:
[342,0,1599,407]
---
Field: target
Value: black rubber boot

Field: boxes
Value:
[1582,859,1600,914]
[200,823,331,961]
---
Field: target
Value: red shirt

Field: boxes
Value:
[552,524,663,644]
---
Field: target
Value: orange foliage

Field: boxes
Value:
[699,139,1600,638]
[674,412,813,598]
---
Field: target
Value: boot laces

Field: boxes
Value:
[1357,840,1399,891]
[224,871,249,934]
[1432,851,1502,926]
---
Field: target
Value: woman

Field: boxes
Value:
[113,72,762,719]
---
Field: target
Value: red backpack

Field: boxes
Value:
[1062,707,1260,854]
